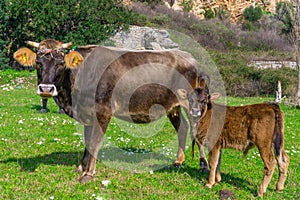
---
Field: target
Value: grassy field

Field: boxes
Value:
[0,70,299,199]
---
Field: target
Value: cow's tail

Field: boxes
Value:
[271,103,290,192]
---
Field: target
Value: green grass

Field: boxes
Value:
[0,70,299,199]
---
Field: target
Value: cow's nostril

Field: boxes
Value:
[39,86,43,92]
[49,87,54,93]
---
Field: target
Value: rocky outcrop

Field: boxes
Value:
[125,0,291,22]
[168,0,289,22]
[111,26,178,50]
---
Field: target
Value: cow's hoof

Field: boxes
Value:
[78,174,93,183]
[200,158,209,172]
[205,183,213,188]
[40,109,47,113]
[58,109,65,114]
[76,165,83,173]
[173,162,182,168]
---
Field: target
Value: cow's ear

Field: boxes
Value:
[210,92,220,101]
[14,48,36,66]
[177,89,188,99]
[64,51,83,68]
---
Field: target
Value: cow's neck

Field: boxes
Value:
[57,68,77,117]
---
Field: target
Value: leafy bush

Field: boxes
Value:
[0,1,9,70]
[204,8,215,19]
[276,1,295,44]
[243,6,263,22]
[179,0,194,13]
[2,0,137,68]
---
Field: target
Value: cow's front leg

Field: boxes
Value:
[78,116,108,183]
[40,98,48,113]
[199,145,208,172]
[53,96,65,114]
[168,107,188,167]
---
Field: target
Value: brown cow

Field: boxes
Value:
[178,84,290,197]
[14,39,208,182]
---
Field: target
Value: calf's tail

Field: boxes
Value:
[272,104,284,157]
[271,103,290,192]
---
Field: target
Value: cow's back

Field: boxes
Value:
[82,47,200,123]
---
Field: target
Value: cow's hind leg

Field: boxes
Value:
[275,149,290,192]
[257,148,276,197]
[168,107,188,167]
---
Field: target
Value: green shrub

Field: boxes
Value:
[204,8,215,19]
[0,1,9,70]
[243,6,263,22]
[3,0,137,68]
[179,0,194,13]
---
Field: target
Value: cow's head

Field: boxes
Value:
[177,79,220,120]
[14,39,84,97]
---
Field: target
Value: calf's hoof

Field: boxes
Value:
[205,183,213,188]
[40,108,47,113]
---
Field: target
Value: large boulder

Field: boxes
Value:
[111,26,178,50]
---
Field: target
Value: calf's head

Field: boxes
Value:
[14,39,84,97]
[178,79,220,120]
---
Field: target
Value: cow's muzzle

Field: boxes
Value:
[37,84,58,97]
[190,108,201,118]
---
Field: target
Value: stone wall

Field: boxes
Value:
[248,60,297,70]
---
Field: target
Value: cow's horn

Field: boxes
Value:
[62,42,73,49]
[26,41,40,48]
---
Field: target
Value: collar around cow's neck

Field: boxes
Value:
[37,45,78,55]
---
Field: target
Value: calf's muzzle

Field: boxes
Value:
[190,108,201,118]
[37,84,58,97]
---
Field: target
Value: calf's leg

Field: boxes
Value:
[215,150,222,183]
[257,149,276,197]
[276,149,290,192]
[206,146,221,188]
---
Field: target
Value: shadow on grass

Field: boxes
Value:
[1,151,81,172]
[156,164,258,196]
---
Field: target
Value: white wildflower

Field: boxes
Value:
[102,180,110,187]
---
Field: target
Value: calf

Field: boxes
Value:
[178,85,290,197]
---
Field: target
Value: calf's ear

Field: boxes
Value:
[64,51,83,68]
[210,92,221,101]
[14,48,36,66]
[177,89,188,100]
